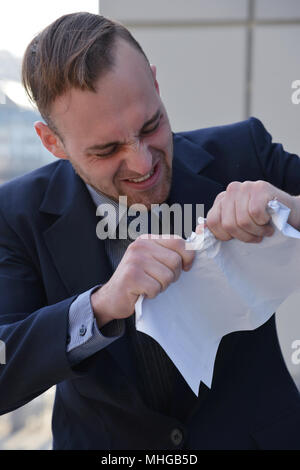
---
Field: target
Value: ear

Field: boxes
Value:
[150,64,160,95]
[34,121,68,159]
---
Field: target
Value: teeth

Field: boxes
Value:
[128,167,154,183]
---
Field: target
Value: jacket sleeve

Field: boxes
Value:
[0,207,91,415]
[249,117,300,195]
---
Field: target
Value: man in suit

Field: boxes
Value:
[0,12,300,449]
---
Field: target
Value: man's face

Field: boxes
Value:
[48,39,173,209]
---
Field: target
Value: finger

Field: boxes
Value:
[234,190,273,238]
[224,198,265,242]
[206,197,232,241]
[144,260,178,292]
[142,235,196,271]
[135,271,164,299]
[214,191,227,203]
[150,245,183,279]
[248,191,272,227]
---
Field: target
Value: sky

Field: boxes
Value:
[0,0,99,58]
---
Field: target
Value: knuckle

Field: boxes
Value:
[126,241,139,254]
[133,235,147,247]
[254,180,269,191]
[240,180,254,191]
[215,191,226,202]
[137,232,151,240]
[226,181,241,193]
[128,238,151,256]
[125,249,141,266]
[126,241,135,252]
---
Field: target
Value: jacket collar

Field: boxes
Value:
[172,131,215,173]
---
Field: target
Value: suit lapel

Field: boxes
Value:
[172,131,215,174]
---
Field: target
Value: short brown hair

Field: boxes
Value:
[22,12,149,134]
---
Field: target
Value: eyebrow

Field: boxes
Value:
[85,109,161,153]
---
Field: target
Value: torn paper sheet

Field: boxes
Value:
[134,200,300,395]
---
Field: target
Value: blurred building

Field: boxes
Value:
[0,82,54,184]
[0,82,55,450]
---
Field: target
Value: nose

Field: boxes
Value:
[125,138,153,176]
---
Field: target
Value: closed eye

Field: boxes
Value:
[90,113,162,158]
[95,144,119,158]
[141,116,161,136]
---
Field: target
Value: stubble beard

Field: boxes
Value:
[118,158,173,210]
[71,156,173,211]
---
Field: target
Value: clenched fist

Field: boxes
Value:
[91,234,195,328]
[196,180,300,243]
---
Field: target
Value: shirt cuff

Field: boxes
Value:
[67,285,125,366]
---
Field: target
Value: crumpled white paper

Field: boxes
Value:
[134,200,300,395]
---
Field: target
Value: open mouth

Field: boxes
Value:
[127,167,155,183]
[123,161,161,190]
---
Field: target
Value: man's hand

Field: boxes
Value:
[91,234,195,328]
[196,180,300,242]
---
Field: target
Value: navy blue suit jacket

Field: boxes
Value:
[0,117,300,450]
